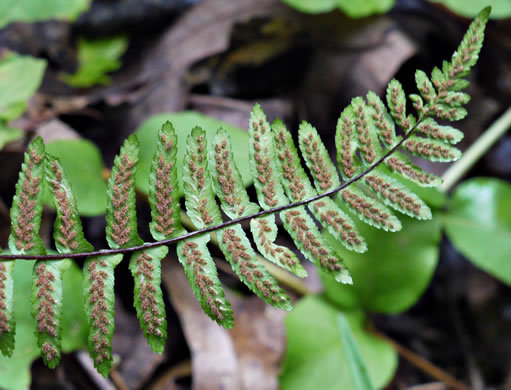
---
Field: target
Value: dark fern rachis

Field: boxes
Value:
[0,8,490,377]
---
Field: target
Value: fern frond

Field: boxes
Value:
[403,136,461,162]
[185,126,291,310]
[415,70,437,103]
[210,126,305,277]
[336,105,359,181]
[177,126,235,326]
[0,259,15,357]
[273,120,365,253]
[46,156,94,254]
[247,108,305,276]
[249,104,288,209]
[83,254,122,377]
[2,137,47,357]
[340,186,402,232]
[250,215,306,277]
[0,8,492,376]
[431,8,489,95]
[32,260,69,368]
[385,152,441,187]
[300,123,341,191]
[106,135,143,249]
[310,198,366,253]
[364,169,432,220]
[148,121,185,241]
[8,137,46,255]
[366,91,400,149]
[254,106,351,283]
[219,225,291,309]
[129,247,168,353]
[273,120,316,203]
[183,127,223,229]
[89,135,142,374]
[177,234,234,327]
[136,122,183,352]
[387,79,415,131]
[32,156,93,368]
[351,97,384,165]
[210,128,260,219]
[416,118,464,144]
[281,207,351,283]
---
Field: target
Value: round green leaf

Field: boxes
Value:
[322,214,441,313]
[135,112,252,197]
[0,125,23,150]
[281,0,395,17]
[281,0,339,14]
[0,52,46,121]
[338,0,395,18]
[444,178,511,285]
[280,295,397,390]
[45,139,107,216]
[430,0,511,19]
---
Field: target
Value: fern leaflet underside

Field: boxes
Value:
[0,8,490,376]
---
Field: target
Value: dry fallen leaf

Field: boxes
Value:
[162,257,289,390]
[162,260,241,390]
[124,0,297,130]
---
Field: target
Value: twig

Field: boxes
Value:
[109,369,130,390]
[148,360,192,390]
[373,330,472,390]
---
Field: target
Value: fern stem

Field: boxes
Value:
[1,118,425,261]
[439,106,511,192]
[180,211,311,296]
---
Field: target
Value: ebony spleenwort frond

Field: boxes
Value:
[0,260,15,357]
[210,128,260,219]
[1,137,46,357]
[247,106,307,277]
[32,261,69,368]
[148,121,185,241]
[186,126,291,311]
[274,120,366,254]
[87,135,145,375]
[129,247,168,353]
[9,137,46,255]
[131,122,183,353]
[0,8,490,377]
[83,254,122,377]
[32,156,94,368]
[176,126,234,327]
[385,152,441,187]
[211,128,306,276]
[106,135,144,249]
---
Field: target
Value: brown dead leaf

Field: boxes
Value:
[162,260,241,390]
[112,300,166,389]
[299,16,416,135]
[228,297,287,390]
[162,257,289,390]
[36,119,80,143]
[188,95,293,129]
[124,0,296,130]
